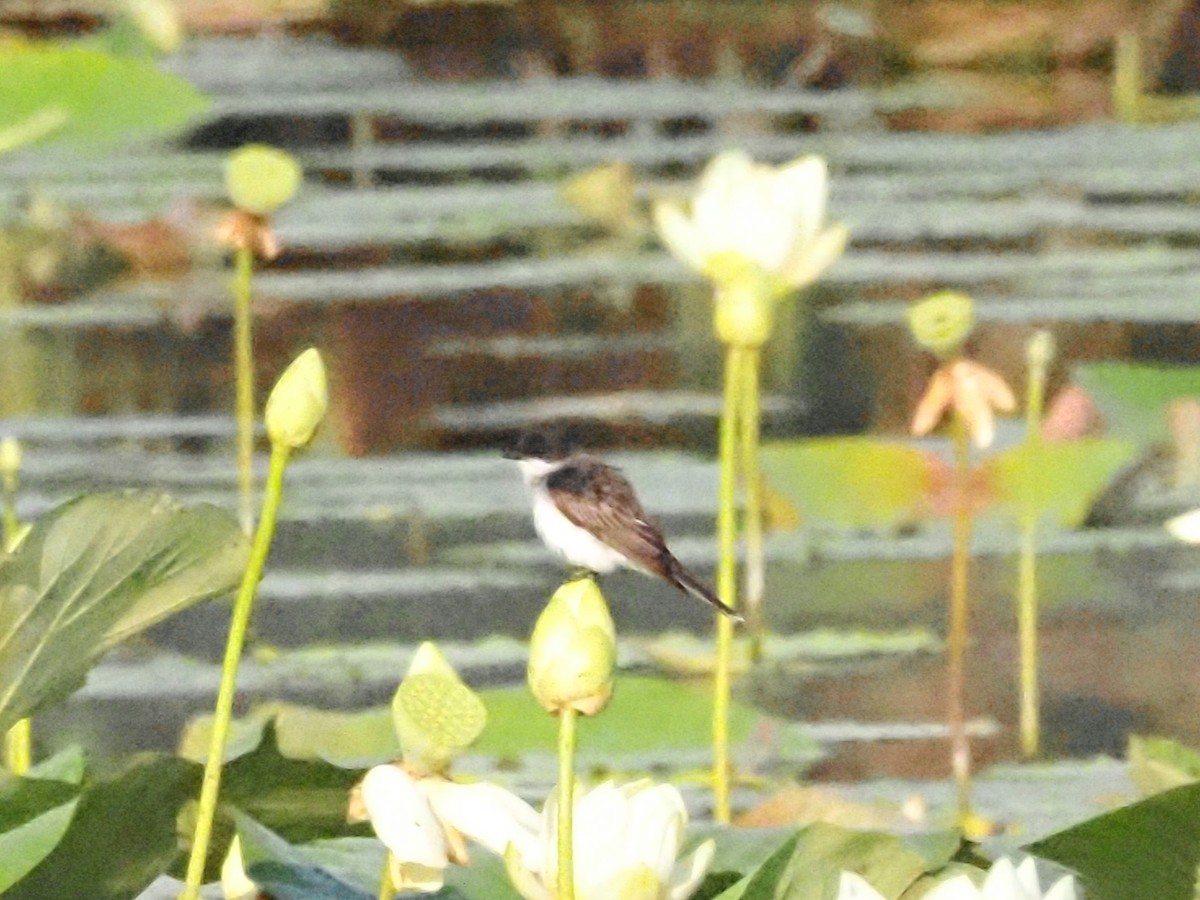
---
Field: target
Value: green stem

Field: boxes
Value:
[1,485,17,551]
[1018,335,1049,759]
[740,347,765,663]
[377,852,396,900]
[1017,520,1039,758]
[949,412,973,824]
[713,344,742,825]
[233,246,255,536]
[179,443,291,900]
[3,471,30,773]
[557,707,577,900]
[4,717,30,774]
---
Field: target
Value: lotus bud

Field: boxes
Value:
[907,291,975,358]
[393,641,487,775]
[264,348,327,450]
[0,437,20,490]
[225,144,301,216]
[712,264,777,348]
[528,578,616,716]
[560,162,639,234]
[125,0,182,54]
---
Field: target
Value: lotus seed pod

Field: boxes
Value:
[393,667,487,776]
[264,348,327,449]
[907,291,975,358]
[406,641,457,680]
[527,578,616,716]
[712,274,775,348]
[225,144,301,216]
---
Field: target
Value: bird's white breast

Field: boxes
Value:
[530,488,627,573]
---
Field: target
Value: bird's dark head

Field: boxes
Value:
[502,429,580,462]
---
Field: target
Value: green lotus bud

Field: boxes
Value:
[264,348,327,449]
[907,291,975,358]
[528,578,616,716]
[393,642,487,775]
[225,144,301,216]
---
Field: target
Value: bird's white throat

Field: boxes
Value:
[518,459,629,574]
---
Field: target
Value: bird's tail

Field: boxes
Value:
[666,557,743,623]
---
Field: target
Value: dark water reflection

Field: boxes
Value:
[749,544,1200,781]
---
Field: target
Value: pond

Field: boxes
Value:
[5,19,1200,890]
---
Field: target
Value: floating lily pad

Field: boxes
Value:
[1074,362,1200,445]
[0,45,209,152]
[985,438,1136,528]
[642,629,940,677]
[1127,735,1200,797]
[475,676,818,767]
[180,676,819,773]
[761,439,933,531]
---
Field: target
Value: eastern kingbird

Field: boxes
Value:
[505,432,742,621]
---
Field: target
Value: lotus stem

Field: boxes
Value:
[557,707,577,900]
[713,344,742,824]
[948,412,974,823]
[740,347,765,663]
[4,718,30,774]
[377,853,395,900]
[1,488,17,551]
[233,246,255,535]
[2,448,29,774]
[180,443,290,900]
[1017,522,1039,758]
[1018,335,1049,758]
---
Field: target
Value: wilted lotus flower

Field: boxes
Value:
[837,857,1078,900]
[217,143,301,259]
[911,358,1016,450]
[225,144,302,216]
[907,291,976,359]
[350,763,542,895]
[504,780,715,900]
[653,150,847,346]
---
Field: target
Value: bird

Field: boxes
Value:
[504,432,742,621]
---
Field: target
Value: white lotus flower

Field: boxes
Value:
[837,871,886,900]
[837,857,1079,900]
[924,857,1079,900]
[220,836,258,900]
[1167,507,1200,543]
[352,763,541,894]
[653,150,847,292]
[505,780,715,900]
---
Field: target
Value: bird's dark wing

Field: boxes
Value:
[544,457,671,575]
